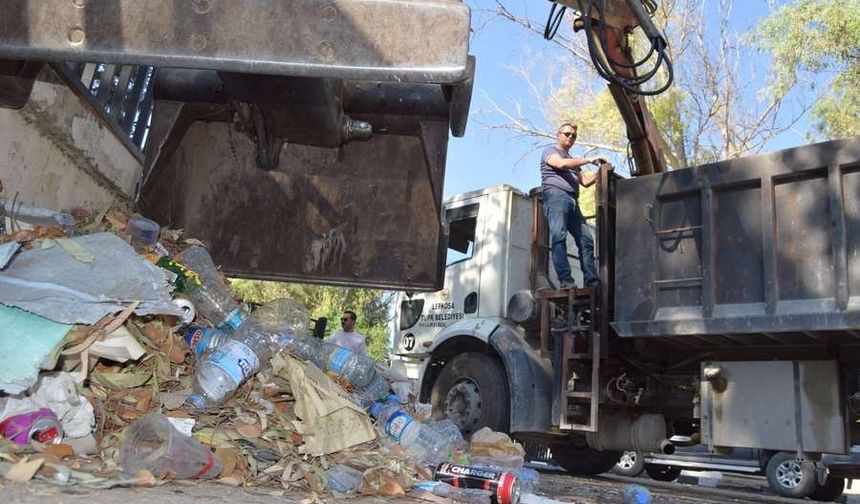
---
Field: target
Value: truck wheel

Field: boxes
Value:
[614,451,646,477]
[644,464,682,482]
[430,352,509,436]
[808,477,845,502]
[765,452,817,498]
[550,444,622,476]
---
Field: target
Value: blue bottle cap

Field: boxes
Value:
[369,402,383,418]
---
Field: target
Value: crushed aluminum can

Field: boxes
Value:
[0,408,64,445]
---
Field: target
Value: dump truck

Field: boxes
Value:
[392,136,860,498]
[0,0,474,291]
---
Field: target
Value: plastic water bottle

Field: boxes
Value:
[323,344,377,388]
[427,419,467,450]
[325,464,363,493]
[622,484,652,504]
[414,481,491,504]
[187,299,309,407]
[353,374,393,409]
[177,246,246,331]
[513,467,540,494]
[284,336,391,404]
[369,401,451,464]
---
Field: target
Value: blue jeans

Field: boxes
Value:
[542,189,598,286]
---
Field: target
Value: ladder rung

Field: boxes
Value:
[563,422,597,432]
[569,352,593,359]
[567,391,592,399]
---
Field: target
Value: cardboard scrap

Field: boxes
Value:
[4,458,45,482]
[88,326,146,363]
[273,354,376,455]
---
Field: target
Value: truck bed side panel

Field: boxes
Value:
[613,136,860,337]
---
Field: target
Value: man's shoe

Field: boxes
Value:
[559,279,577,290]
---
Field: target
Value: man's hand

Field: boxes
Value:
[589,157,608,165]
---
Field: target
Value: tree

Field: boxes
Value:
[751,0,860,139]
[229,279,395,362]
[482,0,814,193]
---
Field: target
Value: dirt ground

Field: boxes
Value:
[3,469,848,504]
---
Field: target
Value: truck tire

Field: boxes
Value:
[614,451,646,477]
[765,452,817,499]
[644,464,682,482]
[430,352,509,436]
[808,477,845,502]
[550,444,622,476]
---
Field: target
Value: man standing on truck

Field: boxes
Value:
[540,122,607,288]
[327,310,368,355]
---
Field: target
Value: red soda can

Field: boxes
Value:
[433,463,520,504]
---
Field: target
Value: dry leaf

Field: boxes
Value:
[217,476,243,487]
[91,371,152,390]
[215,446,239,478]
[135,388,154,412]
[235,422,262,439]
[5,458,45,482]
[134,469,158,486]
[167,337,187,364]
[142,321,170,346]
[44,444,75,458]
[378,475,406,497]
[105,210,129,231]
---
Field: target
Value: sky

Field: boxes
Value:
[443,0,810,198]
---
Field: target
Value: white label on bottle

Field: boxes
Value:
[385,410,413,442]
[209,340,259,384]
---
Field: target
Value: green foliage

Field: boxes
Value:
[229,279,394,362]
[752,0,860,138]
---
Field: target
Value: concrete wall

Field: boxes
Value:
[0,71,141,212]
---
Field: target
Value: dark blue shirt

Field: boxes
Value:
[540,146,580,197]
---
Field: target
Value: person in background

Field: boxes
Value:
[540,122,610,289]
[327,310,368,355]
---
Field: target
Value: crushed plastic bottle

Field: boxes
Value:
[325,464,363,493]
[415,480,491,504]
[284,336,391,405]
[187,299,309,407]
[177,246,246,331]
[369,401,451,465]
[622,484,652,504]
[512,467,540,494]
[427,418,467,450]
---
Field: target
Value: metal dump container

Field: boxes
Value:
[612,136,860,338]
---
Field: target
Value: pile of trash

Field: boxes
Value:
[0,201,541,504]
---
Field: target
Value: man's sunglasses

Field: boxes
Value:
[559,131,577,138]
[340,317,351,322]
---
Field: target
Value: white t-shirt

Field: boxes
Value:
[327,330,368,355]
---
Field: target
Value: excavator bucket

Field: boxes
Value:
[0,0,473,290]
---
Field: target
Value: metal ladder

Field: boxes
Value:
[539,286,601,432]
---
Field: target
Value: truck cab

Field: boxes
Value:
[392,184,608,463]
